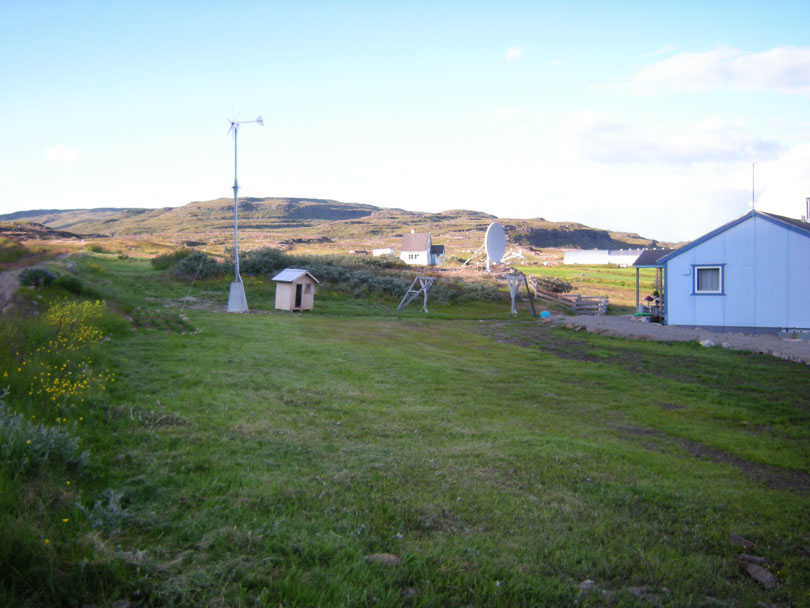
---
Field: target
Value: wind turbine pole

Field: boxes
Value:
[233,124,240,282]
[226,115,263,313]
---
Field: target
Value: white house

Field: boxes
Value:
[400,231,445,266]
[655,210,810,335]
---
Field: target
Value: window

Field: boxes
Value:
[693,265,723,294]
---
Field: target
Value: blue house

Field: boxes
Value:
[653,210,810,335]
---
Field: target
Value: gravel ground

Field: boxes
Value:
[555,314,810,365]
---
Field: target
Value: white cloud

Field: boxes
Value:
[505,46,525,62]
[44,145,79,164]
[615,46,810,96]
[564,112,784,165]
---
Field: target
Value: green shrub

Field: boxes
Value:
[54,275,83,295]
[171,251,226,278]
[18,267,56,287]
[0,389,90,477]
[150,248,194,270]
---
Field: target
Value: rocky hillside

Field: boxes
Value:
[0,197,667,254]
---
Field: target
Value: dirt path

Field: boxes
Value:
[0,253,72,313]
[0,267,22,311]
[556,314,810,364]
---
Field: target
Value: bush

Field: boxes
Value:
[239,247,286,276]
[151,249,194,270]
[54,275,83,295]
[171,251,226,278]
[0,389,89,477]
[18,267,56,288]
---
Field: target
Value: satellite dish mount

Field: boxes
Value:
[226,115,264,313]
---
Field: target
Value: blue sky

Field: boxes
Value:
[2,1,809,241]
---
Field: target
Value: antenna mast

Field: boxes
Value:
[751,161,756,210]
[226,115,263,313]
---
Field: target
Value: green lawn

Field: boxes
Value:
[2,254,809,607]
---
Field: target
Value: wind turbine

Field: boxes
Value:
[226,114,263,313]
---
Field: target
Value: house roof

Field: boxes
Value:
[271,268,320,283]
[658,210,810,265]
[633,248,673,267]
[759,210,810,235]
[401,232,430,251]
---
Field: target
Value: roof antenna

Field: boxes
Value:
[751,161,756,211]
[226,114,263,313]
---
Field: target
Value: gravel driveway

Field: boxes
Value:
[557,314,810,365]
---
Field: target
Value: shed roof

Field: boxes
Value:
[430,244,445,255]
[401,232,430,251]
[271,268,320,283]
[633,248,673,267]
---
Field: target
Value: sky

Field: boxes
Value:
[1,1,809,242]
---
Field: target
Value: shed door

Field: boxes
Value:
[295,283,303,308]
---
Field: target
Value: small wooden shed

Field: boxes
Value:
[271,268,319,312]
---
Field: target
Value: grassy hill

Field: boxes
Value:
[0,197,669,255]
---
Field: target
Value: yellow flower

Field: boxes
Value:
[62,518,69,523]
[26,440,31,445]
[65,481,70,486]
[44,539,49,544]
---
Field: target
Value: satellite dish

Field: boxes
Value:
[484,222,506,271]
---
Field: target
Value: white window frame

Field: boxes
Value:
[692,264,724,295]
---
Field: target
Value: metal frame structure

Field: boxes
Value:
[505,271,537,317]
[397,276,436,313]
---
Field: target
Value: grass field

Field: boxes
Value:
[517,265,658,312]
[1,253,809,607]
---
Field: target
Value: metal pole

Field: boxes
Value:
[751,161,756,210]
[233,125,240,282]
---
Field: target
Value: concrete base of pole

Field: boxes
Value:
[227,281,248,313]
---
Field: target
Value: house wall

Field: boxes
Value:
[665,215,810,331]
[273,278,316,311]
[429,251,445,266]
[275,282,294,311]
[298,279,316,310]
[401,250,429,265]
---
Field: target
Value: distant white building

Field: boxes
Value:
[400,231,445,266]
[372,248,395,257]
[563,248,645,266]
